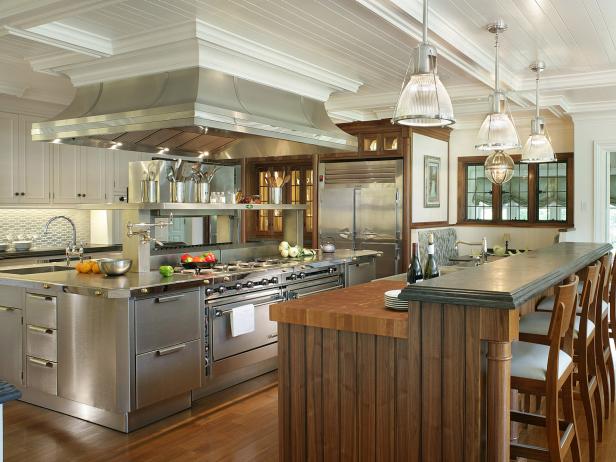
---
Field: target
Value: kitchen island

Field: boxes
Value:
[0,248,378,433]
[271,242,612,461]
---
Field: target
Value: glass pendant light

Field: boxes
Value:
[475,21,520,152]
[392,0,455,127]
[520,61,556,163]
[484,150,514,184]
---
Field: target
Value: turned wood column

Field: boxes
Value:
[487,341,512,462]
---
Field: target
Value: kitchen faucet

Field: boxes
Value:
[454,237,488,264]
[43,216,83,265]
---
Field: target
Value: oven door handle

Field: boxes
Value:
[214,298,284,317]
[296,285,343,299]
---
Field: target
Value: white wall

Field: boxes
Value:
[446,114,574,250]
[564,112,616,243]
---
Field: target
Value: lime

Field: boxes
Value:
[159,265,174,277]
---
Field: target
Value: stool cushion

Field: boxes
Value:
[536,295,608,317]
[511,341,573,381]
[519,311,595,339]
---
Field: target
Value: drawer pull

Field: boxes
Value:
[28,294,55,302]
[155,295,183,303]
[28,325,54,335]
[28,357,54,368]
[156,344,186,356]
[0,306,15,312]
[267,333,278,340]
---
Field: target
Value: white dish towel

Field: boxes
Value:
[230,304,256,337]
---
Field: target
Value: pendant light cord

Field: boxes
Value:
[535,70,540,119]
[423,0,429,43]
[494,30,500,93]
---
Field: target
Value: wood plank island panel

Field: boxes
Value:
[277,324,410,462]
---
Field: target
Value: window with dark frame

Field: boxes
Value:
[458,153,573,227]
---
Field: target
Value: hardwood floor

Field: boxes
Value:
[4,373,279,462]
[4,364,616,462]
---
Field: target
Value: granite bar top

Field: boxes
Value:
[399,242,612,309]
[0,244,121,260]
[270,279,408,338]
[0,381,21,404]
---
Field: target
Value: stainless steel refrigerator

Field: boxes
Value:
[318,159,403,279]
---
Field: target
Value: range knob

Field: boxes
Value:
[329,267,336,274]
[234,282,243,290]
[261,278,269,286]
[289,274,298,280]
[245,281,254,288]
[299,272,306,279]
[205,288,214,296]
[217,286,226,294]
[270,276,279,284]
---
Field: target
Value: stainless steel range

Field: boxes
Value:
[193,257,344,396]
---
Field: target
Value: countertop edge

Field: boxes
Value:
[399,242,612,308]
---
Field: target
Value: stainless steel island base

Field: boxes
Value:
[20,387,191,432]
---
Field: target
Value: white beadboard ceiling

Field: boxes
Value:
[0,0,615,124]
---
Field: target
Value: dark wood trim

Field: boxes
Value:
[457,152,574,228]
[410,221,450,229]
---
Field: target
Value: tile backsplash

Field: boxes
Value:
[0,210,90,248]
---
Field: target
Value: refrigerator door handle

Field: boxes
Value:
[352,187,360,250]
[394,188,401,240]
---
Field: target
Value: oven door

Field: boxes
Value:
[287,275,343,299]
[209,289,282,362]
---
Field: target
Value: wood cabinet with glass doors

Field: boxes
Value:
[245,159,314,246]
[457,152,573,227]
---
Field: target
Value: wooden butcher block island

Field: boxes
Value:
[270,242,612,462]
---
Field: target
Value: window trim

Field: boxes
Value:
[457,152,573,228]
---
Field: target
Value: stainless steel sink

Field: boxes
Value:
[0,265,73,275]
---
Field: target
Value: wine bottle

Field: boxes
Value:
[424,233,440,279]
[407,242,423,285]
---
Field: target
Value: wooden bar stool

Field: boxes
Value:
[510,275,581,462]
[520,263,601,461]
[594,254,614,416]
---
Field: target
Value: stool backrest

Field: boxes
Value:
[579,263,600,326]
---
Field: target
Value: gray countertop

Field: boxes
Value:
[399,242,612,309]
[0,244,121,260]
[0,249,378,297]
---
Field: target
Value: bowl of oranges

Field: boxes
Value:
[75,260,101,274]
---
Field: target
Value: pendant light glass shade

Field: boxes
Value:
[484,150,514,185]
[520,61,556,163]
[475,101,521,151]
[393,72,454,126]
[392,0,455,127]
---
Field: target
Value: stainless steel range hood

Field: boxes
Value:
[32,67,357,159]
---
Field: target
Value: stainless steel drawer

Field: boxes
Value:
[26,356,57,396]
[135,339,201,409]
[135,290,200,354]
[26,325,57,362]
[26,293,57,328]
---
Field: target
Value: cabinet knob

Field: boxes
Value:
[82,194,86,198]
[14,192,18,196]
[42,284,50,289]
[77,193,81,197]
[94,290,102,296]
[20,192,25,196]
[140,288,149,294]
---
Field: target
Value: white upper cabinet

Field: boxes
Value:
[0,112,19,203]
[20,115,50,204]
[0,113,50,204]
[111,150,142,196]
[53,145,108,203]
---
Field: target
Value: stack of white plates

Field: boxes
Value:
[384,289,407,311]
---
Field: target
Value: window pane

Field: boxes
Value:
[501,163,528,221]
[537,160,567,222]
[465,164,492,221]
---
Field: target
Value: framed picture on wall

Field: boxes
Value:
[424,155,440,208]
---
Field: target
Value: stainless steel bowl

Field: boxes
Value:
[99,258,132,276]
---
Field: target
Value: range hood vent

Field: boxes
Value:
[32,67,357,159]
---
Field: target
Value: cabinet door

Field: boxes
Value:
[80,147,107,202]
[52,144,81,203]
[20,115,50,204]
[0,307,23,385]
[113,150,142,195]
[0,112,19,203]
